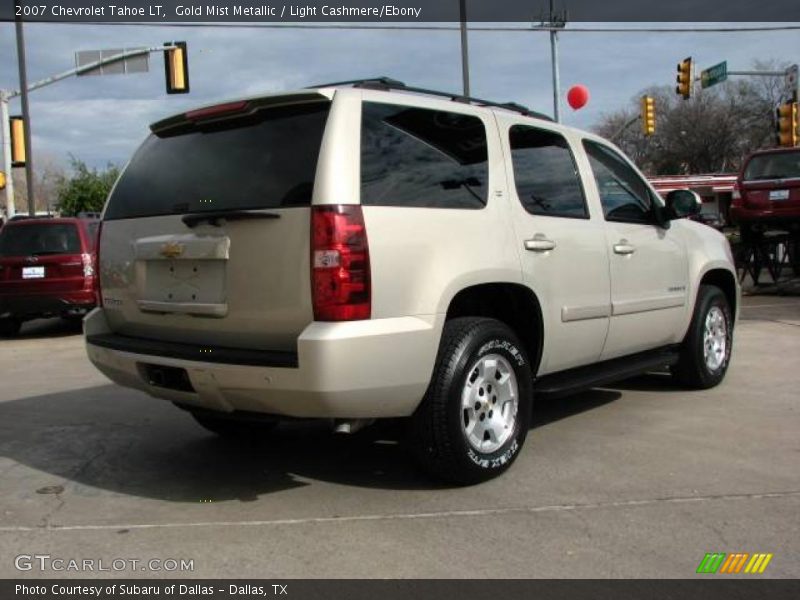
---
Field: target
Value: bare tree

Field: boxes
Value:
[10,153,66,214]
[593,61,789,175]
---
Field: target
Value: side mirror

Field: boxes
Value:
[665,189,702,219]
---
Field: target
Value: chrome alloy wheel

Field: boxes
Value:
[703,306,728,371]
[461,353,519,453]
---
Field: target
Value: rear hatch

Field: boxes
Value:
[99,93,332,352]
[0,221,87,294]
[740,150,800,211]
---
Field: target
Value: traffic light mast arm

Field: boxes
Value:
[3,45,180,100]
[610,114,641,143]
[723,69,785,77]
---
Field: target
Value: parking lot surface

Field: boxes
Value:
[1,295,798,578]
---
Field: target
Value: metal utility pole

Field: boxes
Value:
[538,0,567,123]
[15,7,35,215]
[459,0,470,97]
[550,27,561,122]
[0,92,14,218]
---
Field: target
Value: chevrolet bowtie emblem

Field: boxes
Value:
[160,242,184,259]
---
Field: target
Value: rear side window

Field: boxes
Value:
[509,125,587,218]
[361,102,488,209]
[0,223,81,257]
[104,102,331,220]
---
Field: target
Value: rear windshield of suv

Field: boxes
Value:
[0,223,81,257]
[743,151,800,181]
[104,101,331,220]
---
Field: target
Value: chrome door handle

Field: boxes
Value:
[524,236,556,252]
[613,240,636,255]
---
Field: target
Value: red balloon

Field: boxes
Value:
[567,85,590,110]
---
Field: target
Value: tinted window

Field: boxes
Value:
[743,151,800,181]
[361,102,488,208]
[105,102,331,220]
[0,223,81,257]
[510,126,587,218]
[583,141,653,223]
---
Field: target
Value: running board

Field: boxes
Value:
[534,347,680,400]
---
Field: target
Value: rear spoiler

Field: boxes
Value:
[150,92,329,136]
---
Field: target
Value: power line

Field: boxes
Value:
[8,22,800,33]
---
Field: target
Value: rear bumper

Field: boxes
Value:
[84,308,440,419]
[0,290,96,320]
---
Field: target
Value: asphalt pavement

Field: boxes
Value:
[0,295,798,578]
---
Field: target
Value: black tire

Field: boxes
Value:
[0,318,22,337]
[738,223,758,245]
[409,317,533,485]
[672,285,733,389]
[790,234,800,276]
[191,412,278,440]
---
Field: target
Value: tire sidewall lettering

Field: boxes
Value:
[463,336,527,471]
[467,438,519,469]
[477,339,525,367]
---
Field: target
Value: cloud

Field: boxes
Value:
[0,22,798,168]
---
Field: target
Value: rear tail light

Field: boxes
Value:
[731,181,744,208]
[81,253,95,278]
[311,205,371,321]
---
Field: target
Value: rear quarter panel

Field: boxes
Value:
[339,89,524,320]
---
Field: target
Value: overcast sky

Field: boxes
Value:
[0,22,798,171]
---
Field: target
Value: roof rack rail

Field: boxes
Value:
[309,77,554,122]
[310,76,406,90]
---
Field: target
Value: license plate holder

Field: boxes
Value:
[22,266,45,279]
[769,189,790,201]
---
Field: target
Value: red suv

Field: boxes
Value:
[0,217,99,336]
[730,147,800,240]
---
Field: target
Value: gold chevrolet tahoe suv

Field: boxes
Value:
[85,78,739,484]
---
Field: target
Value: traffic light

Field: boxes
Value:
[776,101,798,147]
[676,57,693,99]
[164,41,189,94]
[0,170,6,191]
[9,116,26,167]
[641,95,656,136]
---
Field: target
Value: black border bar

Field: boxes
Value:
[2,0,800,23]
[3,579,800,600]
